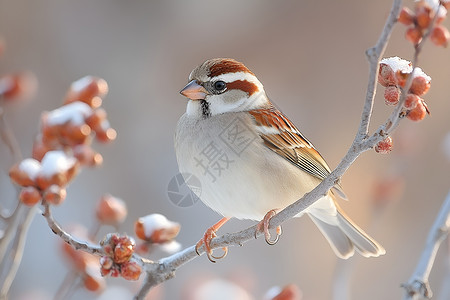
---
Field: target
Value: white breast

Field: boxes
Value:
[174,111,323,220]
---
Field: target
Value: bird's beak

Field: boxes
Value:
[180,80,208,100]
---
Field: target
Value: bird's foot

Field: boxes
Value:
[255,209,282,245]
[195,217,230,263]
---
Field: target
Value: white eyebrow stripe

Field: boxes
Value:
[214,72,261,84]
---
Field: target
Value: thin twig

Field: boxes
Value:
[359,0,402,139]
[0,102,23,163]
[88,220,101,241]
[42,203,103,256]
[0,204,25,265]
[53,270,80,300]
[402,191,450,300]
[436,252,450,300]
[0,206,36,299]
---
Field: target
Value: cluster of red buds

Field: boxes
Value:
[375,56,432,153]
[134,213,181,254]
[10,151,77,205]
[399,0,450,46]
[379,57,431,121]
[59,194,127,293]
[60,225,106,292]
[99,234,142,281]
[35,76,116,163]
[9,76,116,206]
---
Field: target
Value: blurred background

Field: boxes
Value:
[1,0,450,299]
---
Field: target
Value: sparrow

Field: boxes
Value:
[175,58,385,262]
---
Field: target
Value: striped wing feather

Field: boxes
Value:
[249,106,346,198]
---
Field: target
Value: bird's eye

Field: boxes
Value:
[213,81,226,92]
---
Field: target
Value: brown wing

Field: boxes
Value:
[248,105,346,198]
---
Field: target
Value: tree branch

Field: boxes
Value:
[42,202,156,279]
[402,191,450,300]
[42,203,103,256]
[360,0,402,139]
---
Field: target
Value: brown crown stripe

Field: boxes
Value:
[209,59,255,77]
[227,80,259,96]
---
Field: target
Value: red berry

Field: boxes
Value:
[9,159,40,187]
[410,75,430,96]
[100,256,114,273]
[403,94,420,110]
[415,3,432,29]
[96,194,127,225]
[398,7,415,26]
[120,261,142,281]
[384,86,400,106]
[19,186,42,206]
[375,136,393,154]
[378,64,396,87]
[135,214,181,243]
[405,27,422,45]
[407,101,427,121]
[113,237,135,264]
[395,71,410,88]
[43,185,67,205]
[95,127,117,143]
[430,25,450,47]
[73,145,103,167]
[64,76,108,108]
[85,108,107,128]
[83,268,106,292]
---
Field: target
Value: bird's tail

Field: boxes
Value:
[307,197,385,259]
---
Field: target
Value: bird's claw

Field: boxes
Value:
[195,226,228,263]
[255,209,282,245]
